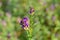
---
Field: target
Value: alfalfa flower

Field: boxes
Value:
[20,17,29,30]
[29,7,35,15]
[50,4,55,11]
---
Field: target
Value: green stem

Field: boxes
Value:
[26,30,32,40]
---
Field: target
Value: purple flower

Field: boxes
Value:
[29,7,34,14]
[50,4,55,11]
[22,23,28,28]
[52,15,56,22]
[20,17,29,29]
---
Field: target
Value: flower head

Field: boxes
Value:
[20,17,29,30]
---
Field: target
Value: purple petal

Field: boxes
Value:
[29,7,34,13]
[26,23,29,27]
[20,20,23,25]
[23,17,28,22]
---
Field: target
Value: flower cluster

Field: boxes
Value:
[20,17,29,30]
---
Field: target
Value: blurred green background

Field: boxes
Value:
[0,0,60,40]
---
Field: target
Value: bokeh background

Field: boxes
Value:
[0,0,60,40]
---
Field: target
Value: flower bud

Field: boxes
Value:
[29,7,35,15]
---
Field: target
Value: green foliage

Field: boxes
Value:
[0,0,60,40]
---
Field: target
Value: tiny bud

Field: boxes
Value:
[29,7,35,15]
